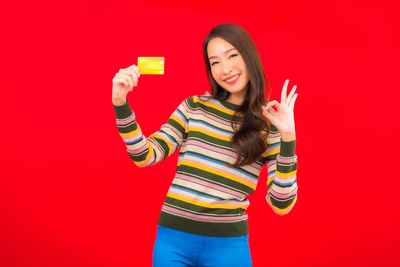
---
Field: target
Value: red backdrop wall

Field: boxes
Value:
[1,0,399,266]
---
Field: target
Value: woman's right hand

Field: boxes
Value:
[112,64,141,106]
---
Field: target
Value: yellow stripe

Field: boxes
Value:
[120,127,140,138]
[178,160,256,189]
[276,170,296,178]
[262,147,279,157]
[266,171,296,186]
[170,115,185,129]
[134,159,149,167]
[189,127,231,141]
[167,192,247,209]
[193,96,235,116]
[144,142,154,161]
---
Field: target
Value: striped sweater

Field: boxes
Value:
[113,92,298,237]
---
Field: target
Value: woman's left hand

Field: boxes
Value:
[262,79,298,142]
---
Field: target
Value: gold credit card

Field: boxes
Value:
[137,56,165,75]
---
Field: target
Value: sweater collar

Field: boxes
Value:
[204,91,241,111]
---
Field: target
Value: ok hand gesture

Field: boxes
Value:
[262,79,298,142]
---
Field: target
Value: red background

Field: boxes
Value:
[1,0,399,266]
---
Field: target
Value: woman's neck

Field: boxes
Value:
[226,90,246,105]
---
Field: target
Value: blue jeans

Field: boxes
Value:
[152,225,252,267]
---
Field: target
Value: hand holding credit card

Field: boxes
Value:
[137,57,165,75]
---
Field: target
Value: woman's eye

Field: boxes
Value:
[210,55,236,66]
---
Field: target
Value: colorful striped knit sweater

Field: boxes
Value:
[113,92,298,237]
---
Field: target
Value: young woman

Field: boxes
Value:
[112,23,298,267]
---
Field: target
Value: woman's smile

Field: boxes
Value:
[224,73,241,85]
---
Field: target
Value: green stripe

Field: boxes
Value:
[280,140,296,157]
[277,163,298,173]
[269,194,296,209]
[167,118,186,134]
[150,136,169,157]
[158,211,249,237]
[187,131,232,147]
[113,101,133,119]
[129,150,149,162]
[118,121,137,134]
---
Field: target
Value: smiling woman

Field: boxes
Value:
[112,23,298,267]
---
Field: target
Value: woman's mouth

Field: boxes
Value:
[224,74,240,85]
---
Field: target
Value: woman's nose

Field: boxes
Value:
[222,60,232,74]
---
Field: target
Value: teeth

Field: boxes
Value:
[226,74,239,82]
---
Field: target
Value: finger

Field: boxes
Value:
[286,85,297,104]
[114,76,129,88]
[117,73,133,89]
[262,105,271,117]
[133,75,138,87]
[126,69,139,86]
[115,72,124,79]
[126,74,134,89]
[114,73,126,85]
[128,67,141,78]
[124,70,140,87]
[281,79,289,103]
[131,76,138,91]
[265,100,280,111]
[289,93,298,109]
[262,105,277,116]
[127,64,141,77]
[123,78,130,88]
[123,69,139,86]
[119,72,135,88]
[120,68,139,79]
[262,106,277,124]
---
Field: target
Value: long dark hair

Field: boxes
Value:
[202,23,272,167]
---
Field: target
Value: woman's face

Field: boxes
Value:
[207,37,250,96]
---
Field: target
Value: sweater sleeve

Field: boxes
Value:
[263,125,298,215]
[113,98,190,168]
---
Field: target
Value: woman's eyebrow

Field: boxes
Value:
[208,48,237,60]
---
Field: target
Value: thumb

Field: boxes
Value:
[262,106,277,124]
